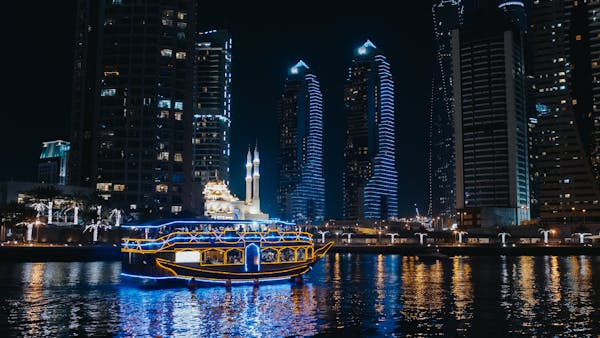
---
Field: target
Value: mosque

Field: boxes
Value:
[202,146,268,220]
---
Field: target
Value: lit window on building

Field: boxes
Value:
[159,110,169,119]
[157,152,169,161]
[158,100,171,108]
[174,112,183,120]
[114,184,125,192]
[101,88,116,96]
[96,182,112,192]
[161,49,173,57]
[174,153,183,162]
[162,19,173,26]
[176,52,186,60]
[177,12,187,20]
[171,205,182,213]
[174,101,184,110]
[156,184,168,193]
[103,71,119,77]
[177,22,187,29]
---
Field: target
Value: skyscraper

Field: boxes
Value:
[38,140,70,185]
[453,11,530,227]
[192,30,232,210]
[428,0,463,223]
[343,40,398,220]
[530,0,600,224]
[277,60,325,224]
[70,0,197,214]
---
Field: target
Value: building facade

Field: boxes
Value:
[530,0,600,225]
[70,0,197,214]
[343,40,398,220]
[277,61,325,224]
[193,30,232,187]
[38,140,70,186]
[428,0,463,223]
[453,12,530,227]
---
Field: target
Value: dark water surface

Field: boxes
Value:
[0,254,599,337]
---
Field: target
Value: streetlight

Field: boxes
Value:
[583,209,587,227]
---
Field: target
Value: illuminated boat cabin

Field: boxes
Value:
[120,220,333,285]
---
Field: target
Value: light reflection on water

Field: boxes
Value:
[0,255,599,337]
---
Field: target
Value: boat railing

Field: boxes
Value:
[121,231,314,253]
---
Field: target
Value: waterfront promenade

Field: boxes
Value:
[1,241,599,262]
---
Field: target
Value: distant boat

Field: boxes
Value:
[120,219,333,287]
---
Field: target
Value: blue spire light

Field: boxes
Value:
[290,60,309,74]
[358,40,377,55]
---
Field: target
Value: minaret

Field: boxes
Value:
[252,144,260,211]
[245,147,253,203]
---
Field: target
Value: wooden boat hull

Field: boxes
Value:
[121,241,334,286]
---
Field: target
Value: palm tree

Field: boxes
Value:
[498,232,511,245]
[83,220,111,243]
[414,232,428,245]
[29,202,47,218]
[317,230,329,243]
[387,233,400,244]
[572,232,592,244]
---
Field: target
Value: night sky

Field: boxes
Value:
[0,1,432,219]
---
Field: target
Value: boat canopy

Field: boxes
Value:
[120,219,296,230]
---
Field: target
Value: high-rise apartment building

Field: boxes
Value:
[277,60,325,224]
[530,0,600,224]
[192,30,232,186]
[428,0,463,223]
[191,29,232,211]
[70,0,197,214]
[453,11,530,227]
[343,40,398,220]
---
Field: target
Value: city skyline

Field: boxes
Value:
[0,1,432,218]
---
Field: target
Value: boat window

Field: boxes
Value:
[226,249,243,265]
[202,249,224,265]
[297,248,306,261]
[280,248,295,262]
[175,250,200,263]
[261,248,278,263]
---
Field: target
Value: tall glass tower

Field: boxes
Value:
[428,0,463,222]
[343,40,398,220]
[192,30,232,205]
[277,60,325,224]
[453,11,530,227]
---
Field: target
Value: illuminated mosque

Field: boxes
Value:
[202,146,268,220]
